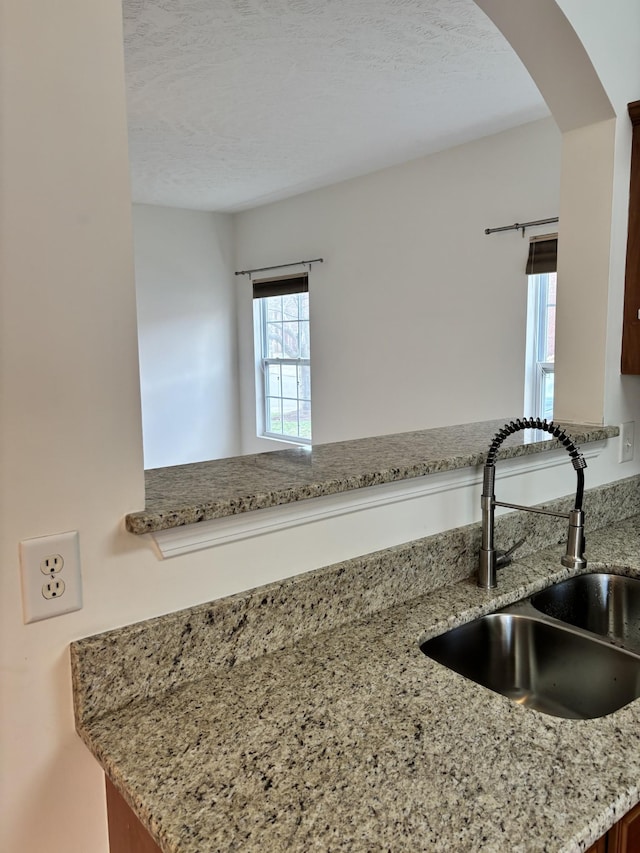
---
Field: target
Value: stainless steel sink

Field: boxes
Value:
[531,573,640,654]
[421,612,640,719]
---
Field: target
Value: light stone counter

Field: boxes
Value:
[73,479,640,853]
[126,419,618,534]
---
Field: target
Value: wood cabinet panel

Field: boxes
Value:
[621,99,640,374]
[607,800,640,853]
[106,777,162,853]
[585,836,607,853]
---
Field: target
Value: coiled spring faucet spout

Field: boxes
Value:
[478,418,587,589]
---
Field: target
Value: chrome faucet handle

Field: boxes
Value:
[495,537,526,568]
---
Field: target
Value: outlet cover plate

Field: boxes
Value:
[19,531,83,623]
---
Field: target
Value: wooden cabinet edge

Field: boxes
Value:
[585,836,607,853]
[585,799,640,853]
[606,800,640,853]
[105,777,162,853]
[621,99,640,375]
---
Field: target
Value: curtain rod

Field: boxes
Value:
[484,217,558,236]
[235,258,324,277]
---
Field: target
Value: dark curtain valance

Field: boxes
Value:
[526,236,558,275]
[252,272,308,299]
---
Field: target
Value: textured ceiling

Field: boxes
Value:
[123,0,549,212]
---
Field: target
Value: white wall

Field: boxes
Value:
[477,0,640,429]
[133,204,240,467]
[235,118,562,453]
[555,0,640,430]
[1,2,639,853]
[1,2,145,851]
[554,117,615,423]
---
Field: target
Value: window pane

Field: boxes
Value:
[299,320,310,358]
[299,364,311,401]
[266,363,281,396]
[282,400,299,436]
[281,363,298,398]
[283,322,300,357]
[267,297,283,322]
[541,370,554,421]
[536,273,556,363]
[298,401,312,439]
[544,274,556,362]
[282,294,299,321]
[265,322,282,357]
[267,397,283,435]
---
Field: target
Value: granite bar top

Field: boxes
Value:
[72,511,640,852]
[126,419,618,533]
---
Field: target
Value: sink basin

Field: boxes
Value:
[421,613,640,719]
[531,573,640,654]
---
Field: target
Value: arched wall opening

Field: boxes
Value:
[475,0,618,425]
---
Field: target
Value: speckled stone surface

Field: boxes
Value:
[74,476,639,725]
[125,419,619,533]
[73,479,639,853]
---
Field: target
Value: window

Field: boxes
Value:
[253,274,311,444]
[524,236,557,420]
[525,272,556,420]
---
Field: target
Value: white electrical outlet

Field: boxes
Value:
[40,554,64,575]
[42,577,66,599]
[619,421,635,463]
[19,531,82,623]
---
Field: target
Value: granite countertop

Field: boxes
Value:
[72,515,640,853]
[126,419,618,533]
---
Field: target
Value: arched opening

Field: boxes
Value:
[475,0,617,424]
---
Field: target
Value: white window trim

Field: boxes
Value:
[253,297,311,447]
[262,356,311,445]
[524,272,555,421]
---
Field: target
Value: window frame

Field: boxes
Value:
[524,270,556,421]
[253,287,312,446]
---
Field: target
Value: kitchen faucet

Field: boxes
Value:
[478,418,587,589]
